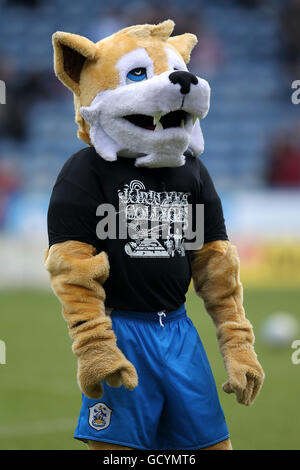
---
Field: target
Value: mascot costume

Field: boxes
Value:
[44,20,264,450]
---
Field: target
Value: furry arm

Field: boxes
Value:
[191,240,264,406]
[44,240,138,399]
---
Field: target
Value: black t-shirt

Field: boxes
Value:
[48,147,228,312]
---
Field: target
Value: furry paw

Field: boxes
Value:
[223,352,265,406]
[78,374,104,399]
[77,353,138,399]
[105,362,138,391]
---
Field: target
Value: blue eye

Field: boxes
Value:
[126,67,147,82]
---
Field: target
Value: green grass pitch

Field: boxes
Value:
[0,288,299,450]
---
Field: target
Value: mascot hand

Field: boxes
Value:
[72,316,138,399]
[222,346,265,406]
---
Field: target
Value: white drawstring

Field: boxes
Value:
[157,311,166,327]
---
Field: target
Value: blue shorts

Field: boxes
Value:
[74,305,229,450]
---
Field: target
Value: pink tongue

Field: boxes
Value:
[145,125,155,131]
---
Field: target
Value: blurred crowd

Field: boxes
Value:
[0,0,226,142]
[280,0,300,79]
[0,0,299,216]
[266,122,300,187]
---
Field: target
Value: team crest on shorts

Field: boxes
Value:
[88,402,112,431]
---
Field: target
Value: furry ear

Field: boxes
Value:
[167,33,198,64]
[151,19,175,40]
[52,31,97,95]
[123,19,175,40]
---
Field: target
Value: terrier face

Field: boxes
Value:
[53,20,210,167]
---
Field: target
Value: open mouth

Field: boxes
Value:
[123,110,190,131]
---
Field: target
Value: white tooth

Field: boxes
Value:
[155,121,163,131]
[153,114,162,127]
[193,116,198,125]
[180,119,185,129]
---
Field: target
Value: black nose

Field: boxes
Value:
[169,71,198,95]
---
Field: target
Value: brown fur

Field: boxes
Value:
[52,20,197,144]
[44,240,138,398]
[191,241,265,406]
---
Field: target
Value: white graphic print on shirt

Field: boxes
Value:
[117,180,190,258]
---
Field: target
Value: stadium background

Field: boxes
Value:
[0,0,299,450]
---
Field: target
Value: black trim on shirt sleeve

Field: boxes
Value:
[198,159,229,244]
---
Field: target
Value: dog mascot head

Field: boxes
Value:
[53,19,210,167]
